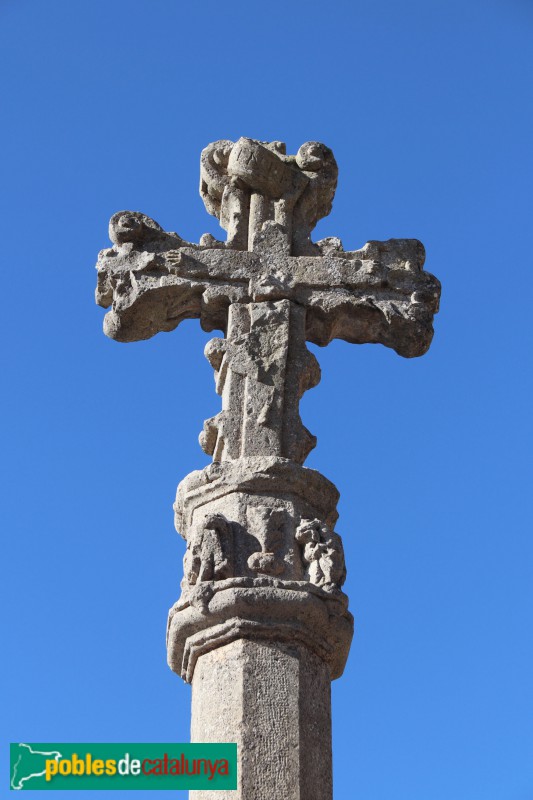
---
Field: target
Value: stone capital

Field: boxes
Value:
[168,456,352,682]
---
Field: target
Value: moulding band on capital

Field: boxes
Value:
[167,578,353,682]
[174,457,340,534]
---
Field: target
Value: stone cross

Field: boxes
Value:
[95,137,440,800]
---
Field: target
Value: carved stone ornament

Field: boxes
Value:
[95,137,440,800]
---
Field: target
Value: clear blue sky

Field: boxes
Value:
[2,1,532,798]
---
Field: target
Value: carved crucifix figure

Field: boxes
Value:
[95,137,440,800]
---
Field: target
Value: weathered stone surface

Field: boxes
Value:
[296,518,346,589]
[173,458,340,549]
[167,578,352,683]
[167,454,353,683]
[183,513,234,585]
[173,465,342,586]
[96,215,439,358]
[190,640,332,800]
[199,300,319,463]
[95,138,440,800]
[200,137,337,255]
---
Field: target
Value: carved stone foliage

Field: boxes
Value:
[246,506,287,576]
[295,518,346,591]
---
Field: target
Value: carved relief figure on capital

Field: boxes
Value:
[246,506,287,577]
[200,137,338,255]
[295,518,347,591]
[183,513,234,586]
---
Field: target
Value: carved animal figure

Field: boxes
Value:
[184,513,233,584]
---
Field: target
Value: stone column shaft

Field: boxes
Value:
[190,639,332,800]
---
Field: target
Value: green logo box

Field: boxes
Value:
[10,743,237,790]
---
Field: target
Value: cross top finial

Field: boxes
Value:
[199,137,338,256]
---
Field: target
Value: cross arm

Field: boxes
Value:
[96,211,440,357]
[95,210,249,342]
[299,238,441,357]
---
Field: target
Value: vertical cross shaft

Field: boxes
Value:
[201,299,319,464]
[95,137,440,799]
